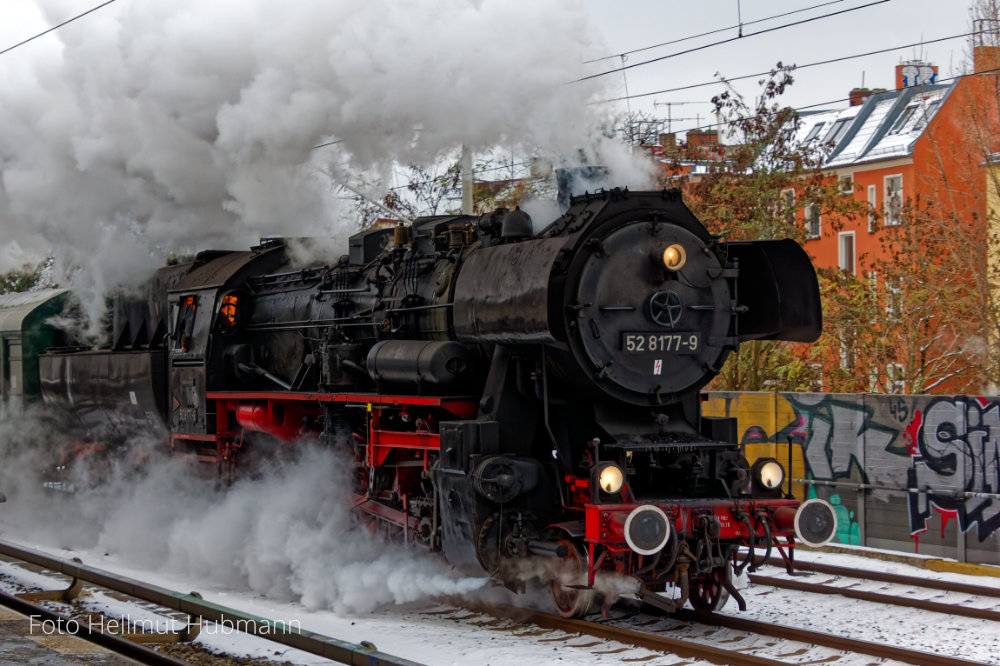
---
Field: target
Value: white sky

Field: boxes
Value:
[3,1,974,133]
[581,0,973,136]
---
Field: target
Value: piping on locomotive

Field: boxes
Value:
[14,186,836,616]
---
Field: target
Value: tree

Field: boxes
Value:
[352,157,544,227]
[660,65,866,391]
[821,195,986,394]
[0,259,50,294]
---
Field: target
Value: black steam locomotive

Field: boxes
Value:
[6,186,836,616]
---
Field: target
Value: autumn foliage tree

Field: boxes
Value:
[0,260,48,294]
[662,65,866,391]
[820,197,984,393]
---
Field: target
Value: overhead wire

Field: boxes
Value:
[583,0,851,64]
[664,66,987,139]
[594,30,975,106]
[385,160,533,192]
[573,0,892,83]
[0,0,118,57]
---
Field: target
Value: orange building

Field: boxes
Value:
[788,49,1000,392]
[799,53,999,278]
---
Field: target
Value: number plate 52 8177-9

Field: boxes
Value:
[622,332,701,354]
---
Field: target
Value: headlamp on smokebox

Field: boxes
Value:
[751,458,785,498]
[662,243,687,271]
[594,463,625,495]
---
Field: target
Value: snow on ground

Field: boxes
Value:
[1,536,999,665]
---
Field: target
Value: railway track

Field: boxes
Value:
[750,555,1000,621]
[457,598,986,666]
[3,536,995,666]
[460,553,1000,666]
[0,538,422,666]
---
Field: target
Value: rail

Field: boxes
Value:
[0,538,423,666]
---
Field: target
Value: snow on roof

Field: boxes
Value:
[793,83,954,169]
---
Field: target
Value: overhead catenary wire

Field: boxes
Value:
[583,0,852,64]
[573,0,893,83]
[594,30,976,106]
[664,65,992,140]
[0,0,118,57]
[386,160,534,192]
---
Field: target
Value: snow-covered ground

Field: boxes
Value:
[0,448,996,665]
[1,539,998,666]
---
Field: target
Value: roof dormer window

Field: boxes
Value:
[822,118,851,145]
[890,105,917,134]
[913,100,940,130]
[804,122,825,141]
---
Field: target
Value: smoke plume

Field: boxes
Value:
[0,0,649,331]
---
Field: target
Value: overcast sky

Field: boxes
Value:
[0,0,980,308]
[581,0,972,135]
[1,1,976,139]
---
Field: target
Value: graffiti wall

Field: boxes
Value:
[703,392,1000,564]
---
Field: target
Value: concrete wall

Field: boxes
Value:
[703,392,1000,564]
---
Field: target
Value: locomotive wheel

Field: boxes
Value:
[549,539,595,618]
[688,566,731,612]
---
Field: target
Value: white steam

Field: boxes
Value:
[0,413,487,614]
[0,0,648,332]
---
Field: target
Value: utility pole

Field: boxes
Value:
[461,144,473,215]
[621,54,633,145]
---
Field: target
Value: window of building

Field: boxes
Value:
[804,122,826,141]
[885,279,903,318]
[886,362,905,394]
[884,175,903,226]
[805,204,821,239]
[840,176,854,194]
[823,118,851,145]
[839,337,853,370]
[890,106,917,134]
[913,100,941,130]
[838,232,856,275]
[867,270,878,290]
[867,184,877,231]
[778,188,795,220]
[810,363,824,391]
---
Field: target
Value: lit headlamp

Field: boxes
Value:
[597,463,625,494]
[662,244,687,271]
[751,458,785,497]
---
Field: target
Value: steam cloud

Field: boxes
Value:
[0,0,654,332]
[0,411,488,613]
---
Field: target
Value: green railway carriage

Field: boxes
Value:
[0,289,70,417]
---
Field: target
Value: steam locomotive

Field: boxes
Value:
[1,186,836,616]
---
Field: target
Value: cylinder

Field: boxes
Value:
[366,340,473,385]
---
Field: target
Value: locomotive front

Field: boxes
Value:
[447,189,836,615]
